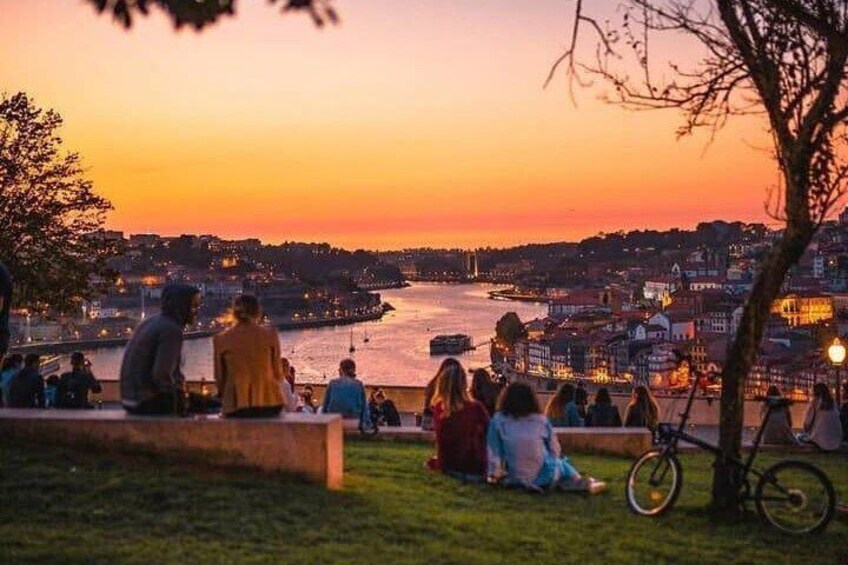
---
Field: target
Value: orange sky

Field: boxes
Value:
[0,0,782,249]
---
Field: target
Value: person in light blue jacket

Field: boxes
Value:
[487,382,606,494]
[321,358,373,430]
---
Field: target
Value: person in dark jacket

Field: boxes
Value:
[57,352,102,409]
[369,388,401,427]
[586,387,622,427]
[0,260,12,366]
[7,354,44,408]
[120,284,201,415]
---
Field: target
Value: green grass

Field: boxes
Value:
[0,438,846,564]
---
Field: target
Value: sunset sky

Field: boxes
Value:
[1,0,782,249]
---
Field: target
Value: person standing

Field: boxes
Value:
[56,352,102,409]
[322,358,372,429]
[0,260,12,367]
[7,353,44,408]
[119,284,201,415]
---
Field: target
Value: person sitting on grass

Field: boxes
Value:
[545,382,583,427]
[585,387,622,427]
[426,359,489,480]
[322,358,372,430]
[487,382,606,494]
[760,385,797,446]
[7,353,44,408]
[624,385,659,435]
[213,295,287,418]
[800,382,843,451]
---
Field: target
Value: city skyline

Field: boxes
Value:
[2,0,783,249]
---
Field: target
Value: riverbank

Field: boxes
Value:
[8,330,217,356]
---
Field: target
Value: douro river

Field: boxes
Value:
[83,283,546,387]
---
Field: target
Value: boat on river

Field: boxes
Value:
[429,334,474,355]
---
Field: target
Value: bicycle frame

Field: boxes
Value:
[657,370,778,493]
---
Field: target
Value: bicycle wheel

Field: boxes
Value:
[755,460,836,535]
[626,449,682,516]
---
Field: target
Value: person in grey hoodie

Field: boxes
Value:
[120,284,201,415]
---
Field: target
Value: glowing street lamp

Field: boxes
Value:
[827,337,845,404]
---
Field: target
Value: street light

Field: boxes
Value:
[827,336,845,405]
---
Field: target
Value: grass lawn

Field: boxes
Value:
[0,438,846,564]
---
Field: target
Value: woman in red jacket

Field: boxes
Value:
[426,358,490,480]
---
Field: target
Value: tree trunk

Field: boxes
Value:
[711,206,815,511]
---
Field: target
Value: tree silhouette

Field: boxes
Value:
[0,93,118,314]
[84,0,338,30]
[551,0,848,511]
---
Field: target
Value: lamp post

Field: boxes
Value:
[827,337,846,405]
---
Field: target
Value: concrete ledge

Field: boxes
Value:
[0,409,344,489]
[554,427,652,458]
[343,421,650,457]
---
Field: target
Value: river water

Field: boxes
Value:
[83,283,546,387]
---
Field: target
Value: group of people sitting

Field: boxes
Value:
[422,358,607,493]
[762,382,848,451]
[0,351,102,409]
[544,382,659,430]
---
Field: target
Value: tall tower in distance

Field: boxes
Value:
[465,250,479,280]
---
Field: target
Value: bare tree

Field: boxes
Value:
[550,0,848,511]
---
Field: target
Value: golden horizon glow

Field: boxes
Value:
[1,0,783,250]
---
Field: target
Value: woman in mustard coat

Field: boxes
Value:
[213,294,288,417]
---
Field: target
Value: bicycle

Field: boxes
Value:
[625,371,836,535]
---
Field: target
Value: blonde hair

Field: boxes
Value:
[545,383,575,421]
[433,359,469,417]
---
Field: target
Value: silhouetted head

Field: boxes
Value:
[161,284,201,326]
[232,294,261,324]
[766,385,781,397]
[595,387,612,405]
[24,353,40,369]
[575,384,588,406]
[339,358,356,378]
[499,382,540,418]
[1,353,23,372]
[813,382,834,410]
[70,351,86,370]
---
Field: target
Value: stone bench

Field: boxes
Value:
[342,421,651,458]
[553,427,652,458]
[0,409,343,489]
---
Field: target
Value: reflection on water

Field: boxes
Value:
[83,283,547,387]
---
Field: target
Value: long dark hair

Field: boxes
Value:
[498,382,540,418]
[1,354,23,372]
[425,358,463,410]
[813,382,834,411]
[470,368,500,414]
[627,385,659,429]
[594,387,612,405]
